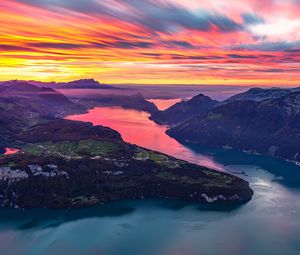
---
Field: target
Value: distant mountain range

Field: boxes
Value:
[225,87,300,103]
[71,93,158,114]
[150,86,300,162]
[0,79,158,114]
[0,81,85,116]
[0,79,113,89]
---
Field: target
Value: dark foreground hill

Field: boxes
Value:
[0,119,253,209]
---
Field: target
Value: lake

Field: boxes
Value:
[147,98,182,110]
[1,104,300,255]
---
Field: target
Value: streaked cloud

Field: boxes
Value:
[0,0,299,85]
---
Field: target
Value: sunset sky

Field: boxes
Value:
[0,0,299,85]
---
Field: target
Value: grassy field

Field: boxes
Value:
[134,148,184,168]
[23,139,120,158]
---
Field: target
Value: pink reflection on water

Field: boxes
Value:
[66,106,223,171]
[4,148,20,155]
[148,98,182,111]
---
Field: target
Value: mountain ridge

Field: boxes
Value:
[0,79,113,89]
[225,86,300,103]
[167,90,300,162]
[150,94,219,125]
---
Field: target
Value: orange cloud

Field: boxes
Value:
[0,0,299,86]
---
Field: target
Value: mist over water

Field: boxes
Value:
[58,84,251,101]
[1,101,300,255]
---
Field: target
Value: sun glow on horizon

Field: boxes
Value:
[0,0,299,86]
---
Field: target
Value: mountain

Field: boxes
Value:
[0,82,86,146]
[0,82,253,208]
[0,82,86,117]
[1,79,113,89]
[168,92,300,162]
[225,87,300,103]
[60,79,111,89]
[150,94,219,125]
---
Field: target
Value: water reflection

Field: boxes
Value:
[66,106,223,171]
[4,148,20,155]
[184,143,300,188]
[147,98,182,110]
[0,203,136,231]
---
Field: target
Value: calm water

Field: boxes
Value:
[1,104,300,255]
[0,148,20,155]
[147,98,182,111]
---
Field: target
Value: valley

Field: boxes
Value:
[0,82,253,209]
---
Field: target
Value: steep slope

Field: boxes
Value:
[150,94,218,125]
[0,82,86,117]
[225,87,300,103]
[168,92,300,162]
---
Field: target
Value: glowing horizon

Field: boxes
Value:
[0,0,299,86]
